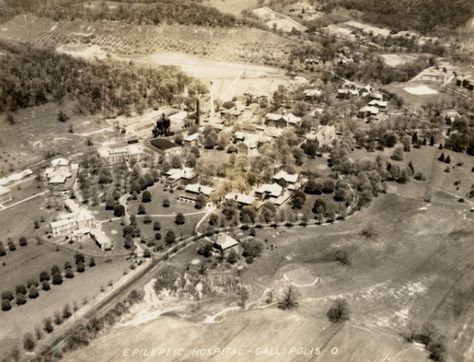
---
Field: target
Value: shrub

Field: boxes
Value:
[23,333,35,352]
[327,298,350,323]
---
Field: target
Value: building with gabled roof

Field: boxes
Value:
[165,167,196,188]
[225,192,255,207]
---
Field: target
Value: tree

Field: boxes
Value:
[444,155,451,164]
[391,145,404,161]
[124,234,134,249]
[322,179,335,194]
[142,190,152,203]
[305,179,324,194]
[113,204,125,217]
[43,317,54,333]
[16,293,27,305]
[2,291,14,301]
[76,261,85,273]
[165,230,176,245]
[175,213,185,225]
[52,273,63,285]
[23,333,35,352]
[65,269,74,279]
[57,110,69,123]
[162,198,170,207]
[42,280,50,291]
[137,204,146,215]
[89,257,96,267]
[16,284,27,295]
[278,286,299,310]
[226,249,238,264]
[327,298,350,323]
[2,299,11,311]
[19,236,28,247]
[195,193,207,209]
[28,286,39,299]
[62,303,72,319]
[438,152,445,162]
[51,264,61,275]
[0,242,6,256]
[153,221,161,231]
[39,271,50,282]
[291,190,306,209]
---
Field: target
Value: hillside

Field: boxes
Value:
[334,0,474,34]
[2,0,238,27]
[0,15,294,66]
[0,41,199,115]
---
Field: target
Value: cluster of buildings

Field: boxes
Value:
[49,199,112,251]
[44,158,79,193]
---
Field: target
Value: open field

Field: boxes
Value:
[0,194,51,241]
[380,53,420,67]
[63,188,474,361]
[0,101,117,176]
[56,47,290,102]
[206,0,259,16]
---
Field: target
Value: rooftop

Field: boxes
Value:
[273,170,299,184]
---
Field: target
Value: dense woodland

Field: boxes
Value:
[0,41,205,116]
[326,0,474,34]
[3,0,238,28]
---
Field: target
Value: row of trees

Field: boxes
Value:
[0,236,28,256]
[2,254,95,311]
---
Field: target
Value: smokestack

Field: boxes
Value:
[196,99,200,126]
[210,81,214,119]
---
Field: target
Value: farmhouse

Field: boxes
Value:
[98,144,143,165]
[303,88,323,101]
[254,183,293,207]
[0,185,12,204]
[359,105,380,118]
[212,233,241,257]
[50,200,97,238]
[264,113,302,128]
[368,100,388,109]
[225,192,255,207]
[44,158,79,192]
[165,167,196,188]
[272,170,301,189]
[180,183,215,202]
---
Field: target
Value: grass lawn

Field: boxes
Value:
[0,256,130,354]
[126,182,203,216]
[0,194,52,242]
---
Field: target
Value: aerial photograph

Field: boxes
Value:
[0,0,473,361]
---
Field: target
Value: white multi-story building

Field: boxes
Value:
[98,144,143,165]
[0,186,12,204]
